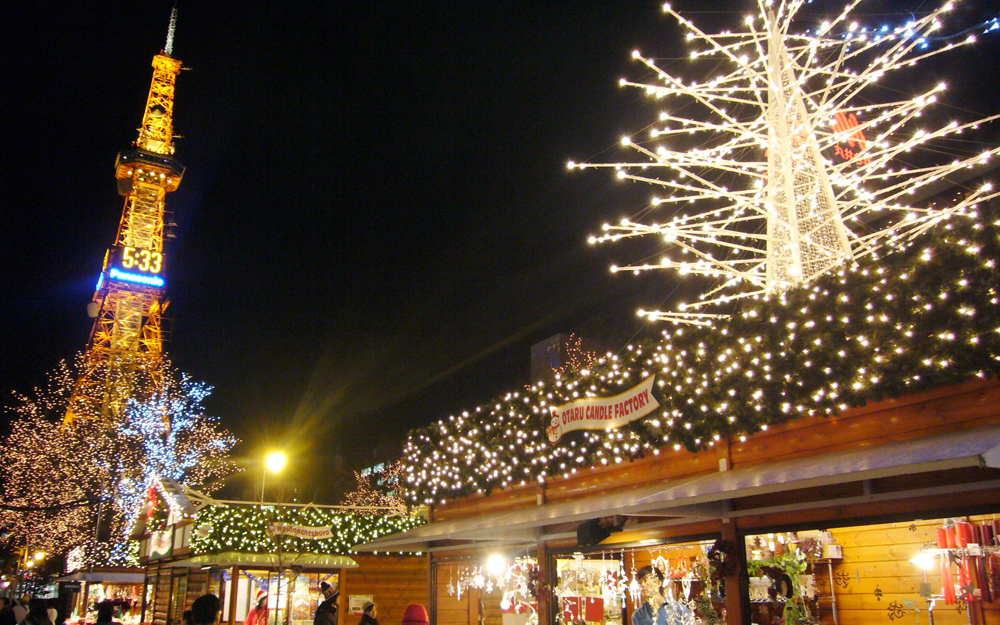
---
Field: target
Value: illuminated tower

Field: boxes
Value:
[65,9,185,425]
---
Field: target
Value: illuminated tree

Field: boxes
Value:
[569,0,1000,324]
[340,462,407,516]
[0,355,238,567]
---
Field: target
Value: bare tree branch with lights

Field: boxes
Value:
[340,462,407,516]
[570,0,1000,325]
[0,355,239,567]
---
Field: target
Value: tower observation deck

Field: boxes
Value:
[65,9,185,425]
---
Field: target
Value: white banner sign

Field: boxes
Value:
[267,522,334,540]
[546,376,659,443]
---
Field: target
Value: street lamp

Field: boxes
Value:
[261,451,287,502]
[260,451,287,625]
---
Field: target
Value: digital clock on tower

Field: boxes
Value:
[119,246,164,274]
[108,246,166,288]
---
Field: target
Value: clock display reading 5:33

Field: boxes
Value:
[120,246,163,273]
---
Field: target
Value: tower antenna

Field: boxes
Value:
[164,4,178,57]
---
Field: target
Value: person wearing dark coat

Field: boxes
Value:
[191,595,221,625]
[95,603,122,625]
[0,598,17,625]
[23,600,52,625]
[358,602,377,625]
[313,583,339,625]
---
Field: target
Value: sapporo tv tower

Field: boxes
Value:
[65,9,185,425]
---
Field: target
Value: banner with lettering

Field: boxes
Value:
[546,376,659,443]
[267,522,334,540]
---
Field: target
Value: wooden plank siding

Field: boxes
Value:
[340,555,429,625]
[813,517,1000,625]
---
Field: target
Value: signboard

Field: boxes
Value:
[349,596,373,615]
[149,528,174,559]
[60,582,83,593]
[546,376,659,443]
[267,522,334,540]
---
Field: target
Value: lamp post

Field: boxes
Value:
[260,451,286,625]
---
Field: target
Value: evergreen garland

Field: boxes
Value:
[191,504,425,555]
[400,210,1000,506]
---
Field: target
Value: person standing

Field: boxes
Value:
[399,604,427,625]
[0,598,17,625]
[245,590,268,625]
[357,602,377,625]
[313,583,339,625]
[95,603,121,625]
[23,600,52,625]
[630,566,694,625]
[191,595,221,625]
[631,566,667,625]
[12,598,27,625]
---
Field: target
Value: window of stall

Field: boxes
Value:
[230,570,339,625]
[434,557,538,625]
[742,513,1000,625]
[552,539,725,625]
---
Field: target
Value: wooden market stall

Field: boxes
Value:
[358,377,1000,625]
[131,480,429,625]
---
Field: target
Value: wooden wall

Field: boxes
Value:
[433,561,507,625]
[340,554,429,625]
[808,516,999,625]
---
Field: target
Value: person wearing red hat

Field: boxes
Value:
[245,589,268,625]
[399,604,428,625]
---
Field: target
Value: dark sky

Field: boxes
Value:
[3,1,998,498]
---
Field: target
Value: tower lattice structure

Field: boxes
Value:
[65,10,185,426]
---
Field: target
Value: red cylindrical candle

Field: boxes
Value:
[942,563,956,604]
[956,521,970,548]
[937,527,948,549]
[946,525,957,549]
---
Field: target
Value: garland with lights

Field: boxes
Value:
[400,210,1000,505]
[190,504,425,556]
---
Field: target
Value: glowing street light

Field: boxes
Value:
[266,452,287,474]
[261,451,287,501]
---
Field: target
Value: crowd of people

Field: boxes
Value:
[239,580,426,625]
[0,597,61,625]
[0,595,136,625]
[2,582,427,625]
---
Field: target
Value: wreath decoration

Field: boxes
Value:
[707,539,739,581]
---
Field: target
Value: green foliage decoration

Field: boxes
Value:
[190,504,425,555]
[400,209,1000,506]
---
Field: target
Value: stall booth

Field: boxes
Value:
[354,204,1000,624]
[357,377,1000,625]
[55,568,145,625]
[132,479,429,625]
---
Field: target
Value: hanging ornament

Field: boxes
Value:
[629,573,642,605]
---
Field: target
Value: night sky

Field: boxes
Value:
[3,1,998,498]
